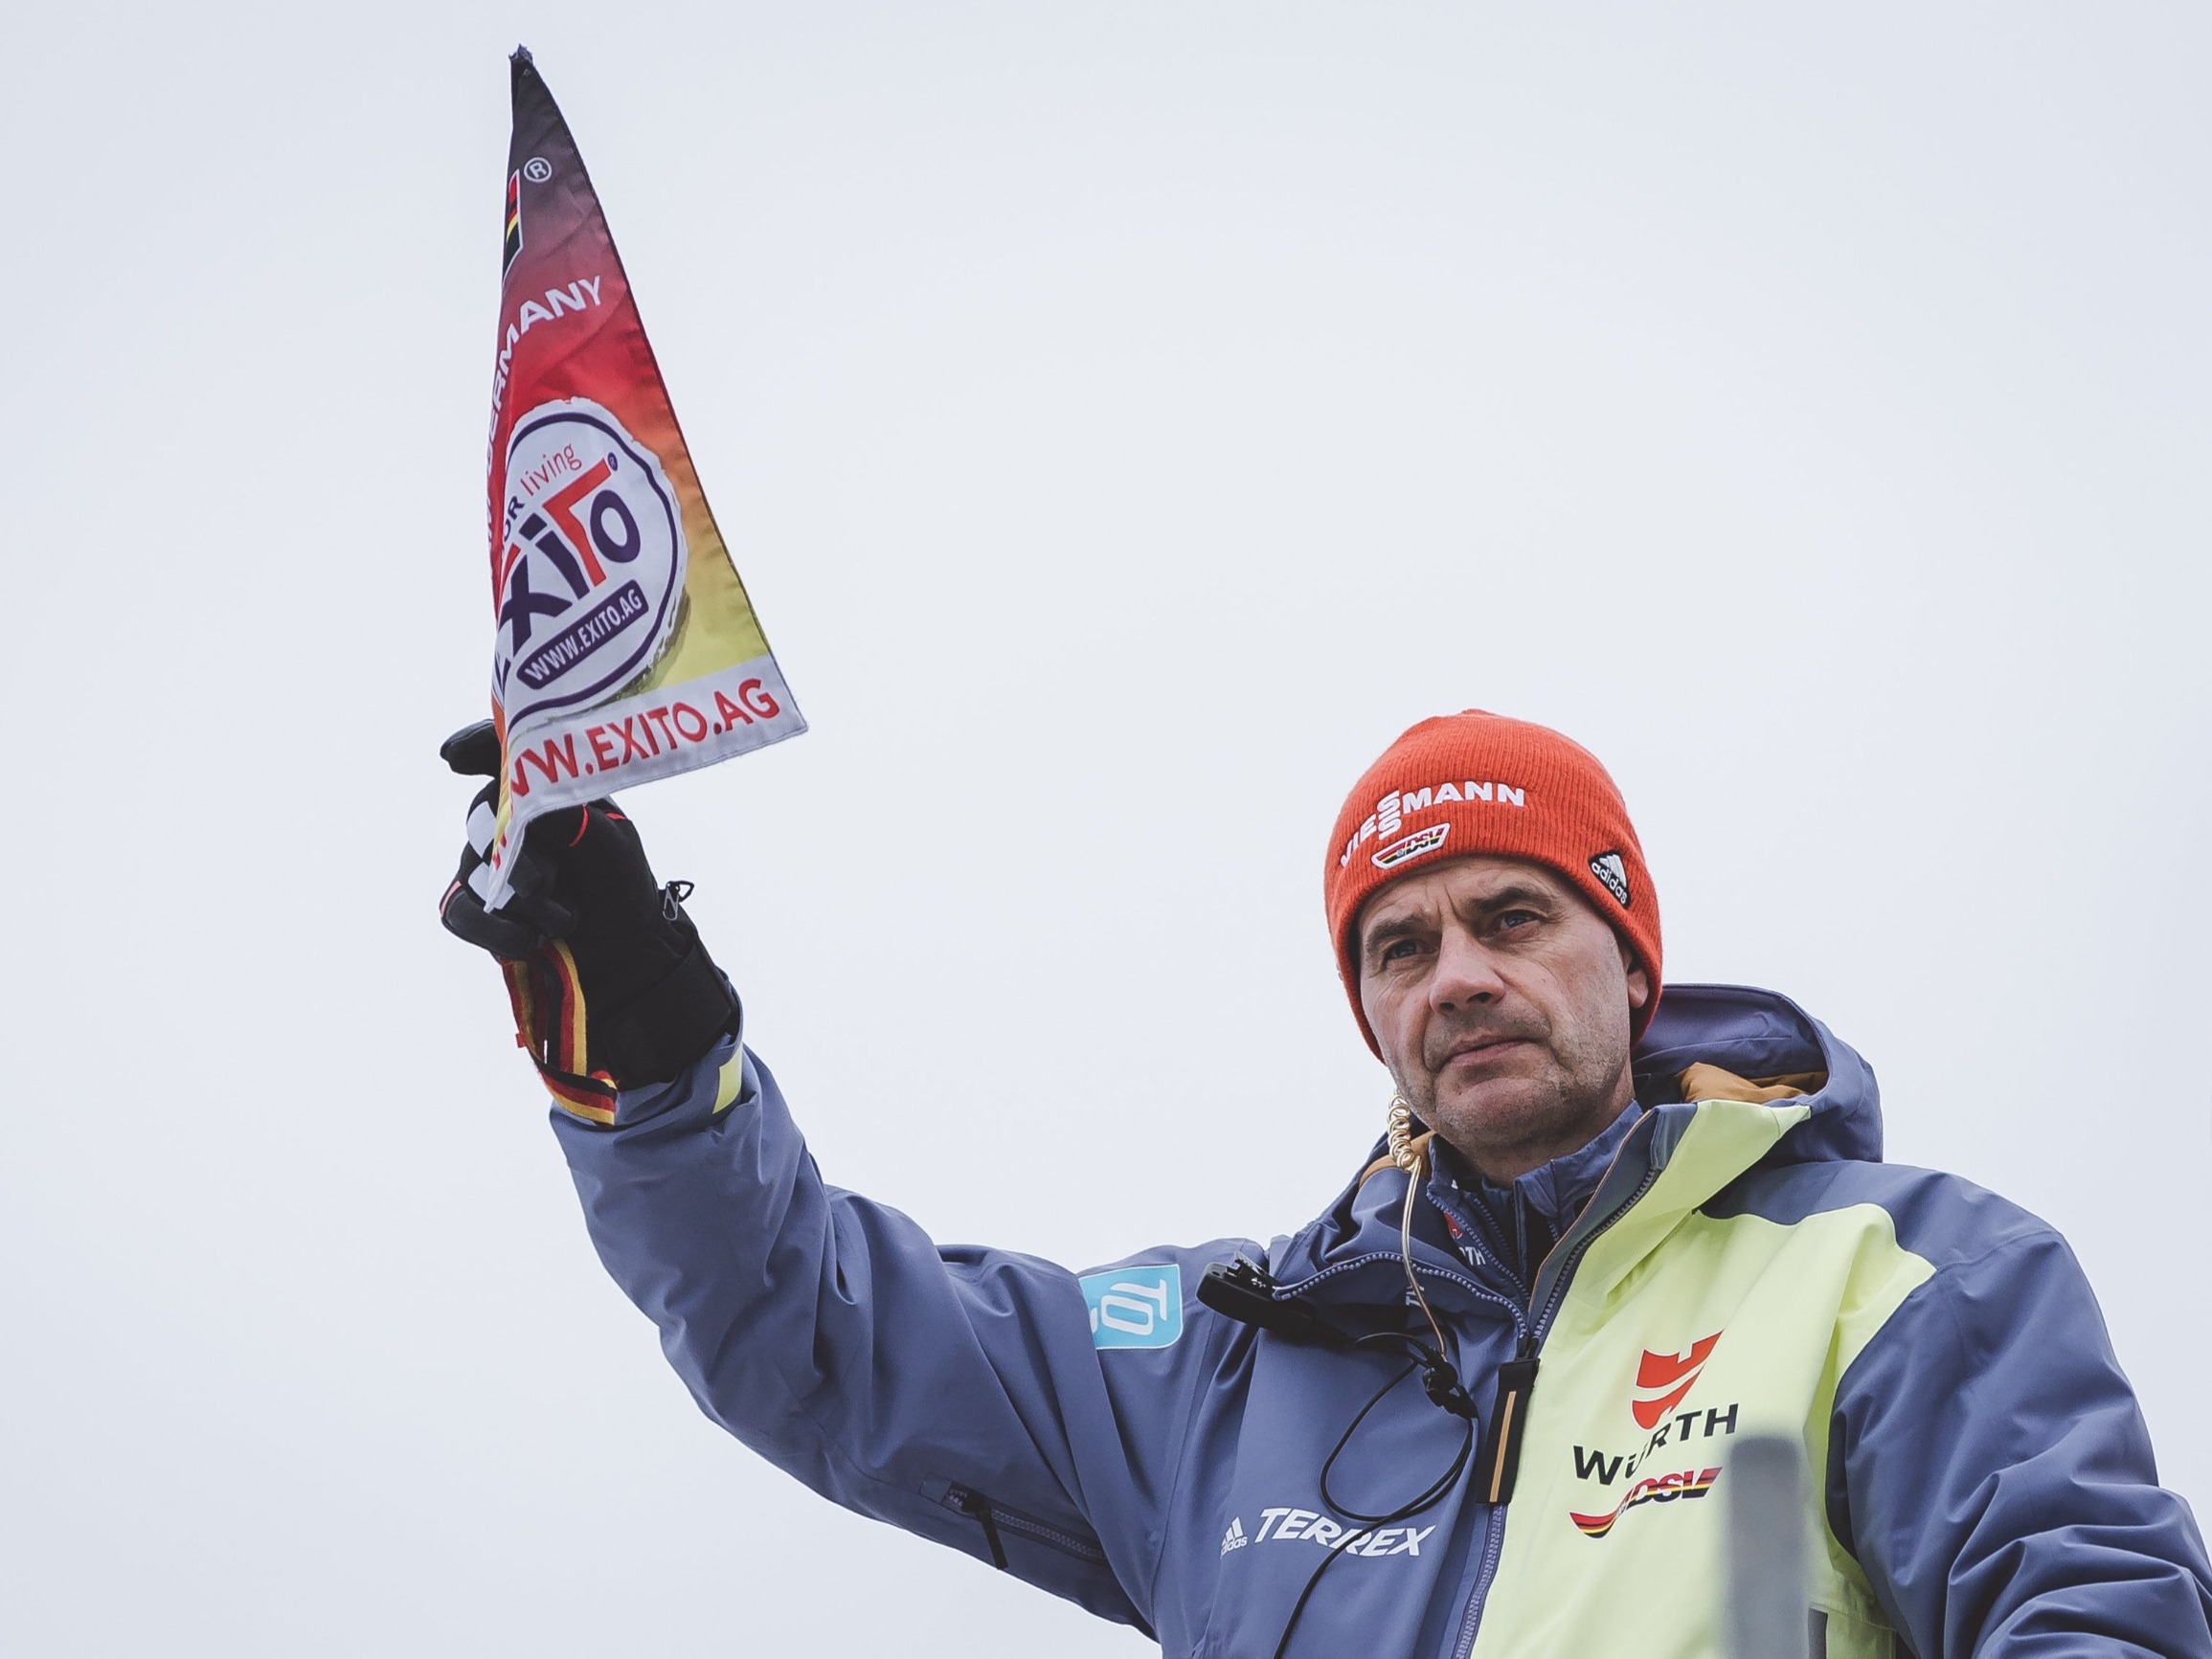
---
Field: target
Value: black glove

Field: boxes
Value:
[439,721,736,1110]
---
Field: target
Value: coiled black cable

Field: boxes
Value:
[1266,1336,1478,1659]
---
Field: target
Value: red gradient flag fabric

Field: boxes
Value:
[479,47,803,907]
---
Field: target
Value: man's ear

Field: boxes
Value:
[1618,936,1652,1012]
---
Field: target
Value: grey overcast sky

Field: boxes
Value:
[3,5,2206,1655]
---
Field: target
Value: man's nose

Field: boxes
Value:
[1430,927,1506,1012]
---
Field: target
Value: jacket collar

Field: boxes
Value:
[1429,1101,1645,1291]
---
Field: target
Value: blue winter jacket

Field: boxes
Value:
[552,982,2212,1657]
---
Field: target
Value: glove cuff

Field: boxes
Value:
[500,922,735,1125]
[501,945,621,1124]
[591,916,739,1087]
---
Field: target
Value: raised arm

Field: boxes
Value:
[552,1035,1193,1629]
[436,727,1214,1631]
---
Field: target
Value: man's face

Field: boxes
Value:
[1355,855,1651,1183]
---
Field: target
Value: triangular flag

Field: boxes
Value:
[480,47,803,906]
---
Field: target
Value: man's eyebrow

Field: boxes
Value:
[1472,883,1559,916]
[1361,881,1564,953]
[1360,912,1432,953]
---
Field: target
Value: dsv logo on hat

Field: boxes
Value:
[1372,822,1451,870]
[494,398,687,726]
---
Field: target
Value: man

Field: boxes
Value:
[441,709,2212,1656]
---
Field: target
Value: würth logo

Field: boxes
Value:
[1634,1333,1721,1429]
[1566,1331,1739,1521]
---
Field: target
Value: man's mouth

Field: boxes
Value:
[1439,1035,1534,1068]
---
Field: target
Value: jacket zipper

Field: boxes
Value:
[1266,1134,1664,1658]
[1444,1158,1663,1659]
[940,1484,1109,1567]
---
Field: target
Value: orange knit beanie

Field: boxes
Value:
[1323,711,1662,1056]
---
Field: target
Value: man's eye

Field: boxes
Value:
[1379,937,1424,963]
[1495,909,1542,931]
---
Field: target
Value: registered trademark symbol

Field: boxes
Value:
[523,156,553,183]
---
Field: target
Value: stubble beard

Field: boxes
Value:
[1402,1019,1632,1182]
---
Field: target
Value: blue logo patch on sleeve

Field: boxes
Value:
[1081,1264,1184,1351]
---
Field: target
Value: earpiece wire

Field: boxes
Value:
[1388,1092,1451,1359]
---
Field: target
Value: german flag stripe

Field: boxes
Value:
[546,940,589,1072]
[546,1074,618,1126]
[1569,1468,1723,1540]
[501,957,540,1049]
[503,170,523,273]
[500,944,621,1123]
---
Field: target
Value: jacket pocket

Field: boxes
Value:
[938,1482,1109,1570]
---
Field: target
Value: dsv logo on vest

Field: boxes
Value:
[494,398,686,725]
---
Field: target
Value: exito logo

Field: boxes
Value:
[494,398,686,726]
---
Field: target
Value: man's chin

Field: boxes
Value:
[1424,1081,1558,1145]
[1430,1045,1555,1105]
